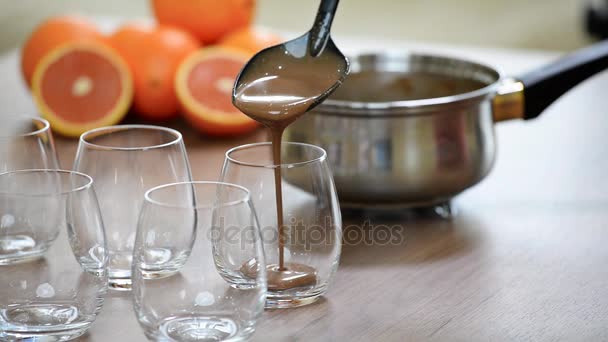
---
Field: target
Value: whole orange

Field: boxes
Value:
[219,27,283,55]
[21,15,106,87]
[109,23,200,120]
[151,0,255,44]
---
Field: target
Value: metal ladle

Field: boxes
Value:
[232,0,349,111]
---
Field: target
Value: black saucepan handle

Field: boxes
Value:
[520,39,608,120]
[308,0,340,57]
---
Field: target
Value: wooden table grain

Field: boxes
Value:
[2,37,608,341]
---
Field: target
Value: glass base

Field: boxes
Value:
[153,316,252,342]
[265,293,322,309]
[108,277,132,291]
[0,235,47,265]
[0,329,88,342]
[0,303,93,341]
[109,266,133,291]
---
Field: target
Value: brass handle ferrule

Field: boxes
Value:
[493,78,525,122]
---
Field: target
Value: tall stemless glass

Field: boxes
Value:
[221,142,342,308]
[132,181,266,341]
[0,170,107,341]
[74,125,191,290]
[0,116,59,172]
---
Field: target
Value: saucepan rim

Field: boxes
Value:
[316,52,504,117]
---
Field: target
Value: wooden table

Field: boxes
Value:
[2,37,608,341]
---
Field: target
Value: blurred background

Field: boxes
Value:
[3,0,608,139]
[0,0,597,54]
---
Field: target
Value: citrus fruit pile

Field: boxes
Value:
[21,0,283,138]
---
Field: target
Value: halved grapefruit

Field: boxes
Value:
[21,15,107,87]
[31,42,134,138]
[175,47,259,137]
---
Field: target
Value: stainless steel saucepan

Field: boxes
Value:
[284,41,608,208]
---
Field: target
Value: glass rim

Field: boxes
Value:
[144,181,252,210]
[79,124,183,151]
[225,142,327,169]
[0,169,93,196]
[0,116,50,139]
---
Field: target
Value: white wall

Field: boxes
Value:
[0,0,591,53]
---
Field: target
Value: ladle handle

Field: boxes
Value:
[309,0,340,57]
[520,39,608,119]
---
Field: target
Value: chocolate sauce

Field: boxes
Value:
[234,44,344,290]
[330,71,488,102]
[240,259,317,291]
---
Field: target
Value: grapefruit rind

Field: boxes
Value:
[175,47,258,127]
[31,42,134,138]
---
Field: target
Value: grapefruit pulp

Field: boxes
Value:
[31,42,134,137]
[175,47,258,136]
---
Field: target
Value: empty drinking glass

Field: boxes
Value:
[132,181,266,341]
[74,125,191,290]
[0,169,107,341]
[221,142,342,308]
[0,116,59,173]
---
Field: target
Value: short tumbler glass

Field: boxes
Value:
[0,170,107,341]
[132,181,266,341]
[221,142,342,308]
[0,116,59,173]
[74,125,191,290]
